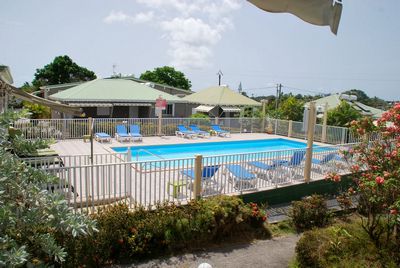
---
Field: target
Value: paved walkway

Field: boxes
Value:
[120,235,300,268]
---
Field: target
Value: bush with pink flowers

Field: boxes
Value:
[326,103,400,262]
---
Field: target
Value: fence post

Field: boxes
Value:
[274,119,278,135]
[288,120,293,137]
[126,148,132,206]
[304,102,316,183]
[158,112,162,136]
[193,155,203,199]
[341,128,346,144]
[321,103,328,143]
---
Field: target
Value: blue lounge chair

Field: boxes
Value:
[225,164,257,190]
[176,125,197,139]
[94,132,111,143]
[181,165,222,195]
[272,150,306,168]
[211,124,230,137]
[247,161,277,181]
[129,124,143,142]
[115,125,131,142]
[189,124,210,138]
[272,150,306,179]
[312,152,337,173]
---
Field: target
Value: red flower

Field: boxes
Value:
[375,176,385,185]
[262,216,267,222]
[390,209,398,215]
[351,165,360,172]
[117,238,124,245]
[333,174,341,182]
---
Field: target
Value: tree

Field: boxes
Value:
[278,96,304,121]
[326,105,400,261]
[139,66,191,90]
[32,55,96,88]
[0,111,97,266]
[327,101,362,127]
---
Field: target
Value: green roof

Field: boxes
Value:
[307,93,385,119]
[182,85,261,106]
[49,79,186,103]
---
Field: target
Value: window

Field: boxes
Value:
[162,104,174,115]
[97,107,110,116]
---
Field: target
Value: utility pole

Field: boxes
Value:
[217,70,223,86]
[275,83,282,110]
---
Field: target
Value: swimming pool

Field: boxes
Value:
[112,138,312,161]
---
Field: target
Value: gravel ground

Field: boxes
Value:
[117,235,300,268]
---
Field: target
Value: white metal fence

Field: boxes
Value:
[13,117,355,144]
[27,143,357,212]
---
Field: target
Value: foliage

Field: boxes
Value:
[32,55,96,88]
[190,113,210,119]
[139,66,192,90]
[20,82,36,93]
[324,103,400,264]
[327,100,362,127]
[269,220,296,237]
[346,106,400,251]
[9,135,52,157]
[278,96,305,121]
[66,197,270,266]
[295,217,397,268]
[0,112,97,267]
[22,101,51,119]
[289,194,331,231]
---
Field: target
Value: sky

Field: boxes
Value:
[1,0,399,100]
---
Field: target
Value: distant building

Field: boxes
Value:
[306,93,385,119]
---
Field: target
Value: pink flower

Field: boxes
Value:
[375,176,385,185]
[350,120,358,126]
[383,171,390,178]
[351,165,360,172]
[357,128,365,135]
[333,174,341,182]
[390,209,398,215]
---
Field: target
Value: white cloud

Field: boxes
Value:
[103,11,154,24]
[104,0,241,69]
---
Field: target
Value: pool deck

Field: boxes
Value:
[50,133,322,156]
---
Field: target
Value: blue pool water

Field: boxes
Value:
[112,138,312,161]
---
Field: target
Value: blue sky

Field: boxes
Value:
[1,0,399,100]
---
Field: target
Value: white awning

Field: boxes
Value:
[69,103,112,107]
[221,106,241,112]
[68,103,152,107]
[114,103,152,107]
[194,105,215,112]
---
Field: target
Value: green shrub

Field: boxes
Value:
[295,218,398,268]
[0,112,96,267]
[190,113,210,119]
[66,196,270,266]
[289,195,330,232]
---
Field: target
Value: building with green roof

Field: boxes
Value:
[306,93,385,119]
[49,78,191,118]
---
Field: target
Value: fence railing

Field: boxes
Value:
[31,143,356,212]
[13,117,353,145]
[21,152,128,169]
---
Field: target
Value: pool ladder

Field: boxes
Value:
[135,149,165,161]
